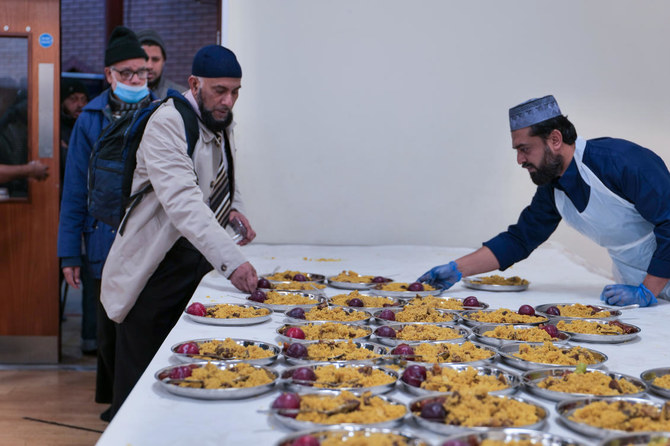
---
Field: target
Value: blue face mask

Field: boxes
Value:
[113,81,149,104]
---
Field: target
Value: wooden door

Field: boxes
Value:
[0,0,60,363]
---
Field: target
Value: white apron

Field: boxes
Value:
[554,138,670,299]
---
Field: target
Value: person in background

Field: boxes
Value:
[101,44,257,419]
[419,95,670,308]
[59,77,96,354]
[57,26,156,422]
[0,86,32,197]
[60,77,88,163]
[0,160,48,183]
[136,29,187,99]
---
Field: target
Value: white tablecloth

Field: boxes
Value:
[96,244,670,446]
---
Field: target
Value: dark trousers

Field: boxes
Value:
[90,277,116,404]
[110,238,213,417]
[80,256,98,344]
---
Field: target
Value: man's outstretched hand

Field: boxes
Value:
[600,283,657,307]
[417,261,462,290]
[230,262,258,293]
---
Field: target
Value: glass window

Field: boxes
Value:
[0,36,29,199]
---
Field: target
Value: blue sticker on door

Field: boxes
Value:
[39,33,53,48]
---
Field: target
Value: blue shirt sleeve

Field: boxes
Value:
[583,138,670,278]
[483,184,562,270]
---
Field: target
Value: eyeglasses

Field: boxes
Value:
[111,67,149,81]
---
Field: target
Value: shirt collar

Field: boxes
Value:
[555,157,577,191]
[554,137,583,191]
[554,138,590,212]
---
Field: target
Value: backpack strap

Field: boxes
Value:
[119,92,200,235]
[171,93,199,157]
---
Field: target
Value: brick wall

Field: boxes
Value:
[60,0,105,73]
[61,0,219,86]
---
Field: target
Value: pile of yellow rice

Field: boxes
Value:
[570,400,670,431]
[178,362,274,389]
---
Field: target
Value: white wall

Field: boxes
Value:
[225,0,670,276]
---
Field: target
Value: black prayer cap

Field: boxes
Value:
[192,45,242,78]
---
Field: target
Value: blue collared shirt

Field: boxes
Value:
[484,137,670,278]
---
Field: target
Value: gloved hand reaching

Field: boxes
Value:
[417,261,462,290]
[600,283,657,307]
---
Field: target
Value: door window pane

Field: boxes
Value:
[0,36,29,199]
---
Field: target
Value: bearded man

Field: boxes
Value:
[418,95,670,308]
[100,45,258,418]
[136,29,187,99]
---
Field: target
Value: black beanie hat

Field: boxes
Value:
[104,26,148,67]
[60,78,89,103]
[136,29,167,60]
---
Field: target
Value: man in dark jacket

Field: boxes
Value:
[57,26,157,422]
[59,77,88,160]
[59,77,97,354]
[136,29,186,99]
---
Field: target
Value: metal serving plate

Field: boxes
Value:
[183,303,272,326]
[329,292,405,313]
[154,362,278,400]
[556,396,667,438]
[270,390,406,430]
[171,338,280,366]
[599,432,670,446]
[280,362,398,395]
[326,274,393,290]
[283,341,389,366]
[460,309,549,327]
[275,426,430,446]
[471,324,571,347]
[372,323,469,346]
[367,285,444,299]
[262,272,326,284]
[498,343,608,371]
[284,307,373,325]
[399,364,521,396]
[438,428,587,446]
[392,341,498,368]
[326,279,375,290]
[535,303,622,321]
[372,308,459,326]
[331,304,405,314]
[276,323,373,344]
[522,367,648,401]
[248,291,327,313]
[409,393,547,435]
[640,367,670,399]
[462,276,529,292]
[555,318,641,343]
[259,286,328,296]
[400,295,490,312]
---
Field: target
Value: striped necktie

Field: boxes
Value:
[209,131,233,227]
[209,149,232,227]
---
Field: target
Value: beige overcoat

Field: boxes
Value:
[101,91,247,323]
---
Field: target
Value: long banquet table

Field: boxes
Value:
[95,244,670,446]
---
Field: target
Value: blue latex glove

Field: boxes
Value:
[600,283,658,307]
[417,261,462,290]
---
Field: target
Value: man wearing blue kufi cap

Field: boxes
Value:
[419,95,670,309]
[100,44,259,418]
